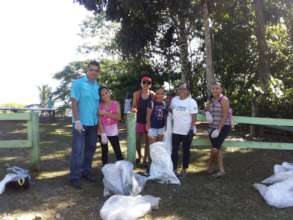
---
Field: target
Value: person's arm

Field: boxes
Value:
[98,116,104,134]
[146,106,152,131]
[204,100,212,112]
[191,113,197,127]
[190,99,198,130]
[71,98,79,122]
[169,97,175,113]
[218,97,229,130]
[131,91,138,112]
[71,80,84,132]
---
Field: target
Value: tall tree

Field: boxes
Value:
[254,0,271,89]
[203,0,214,96]
[37,85,52,107]
[76,0,201,91]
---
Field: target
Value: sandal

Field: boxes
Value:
[136,158,141,165]
[212,171,225,178]
[207,167,216,174]
[179,170,187,179]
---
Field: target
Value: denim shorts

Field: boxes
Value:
[148,127,165,138]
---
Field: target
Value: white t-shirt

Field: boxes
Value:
[171,96,198,135]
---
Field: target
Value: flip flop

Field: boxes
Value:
[212,171,225,178]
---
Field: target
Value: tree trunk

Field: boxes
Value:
[177,12,193,93]
[254,0,271,90]
[285,3,293,50]
[203,0,214,97]
[250,99,257,137]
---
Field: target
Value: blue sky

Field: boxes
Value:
[0,0,91,105]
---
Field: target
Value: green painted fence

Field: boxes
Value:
[126,112,293,162]
[127,112,136,162]
[0,112,40,169]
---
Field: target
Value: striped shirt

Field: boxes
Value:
[209,96,232,129]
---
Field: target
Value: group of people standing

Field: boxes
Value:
[69,60,232,189]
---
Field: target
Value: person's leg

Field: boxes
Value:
[148,128,157,145]
[207,129,218,173]
[143,133,149,164]
[82,126,97,177]
[99,135,109,165]
[136,132,143,164]
[218,150,225,173]
[156,128,165,142]
[171,133,182,171]
[108,136,123,161]
[182,134,192,174]
[207,148,218,173]
[213,126,231,176]
[70,127,85,183]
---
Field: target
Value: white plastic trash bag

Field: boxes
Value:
[147,113,180,185]
[254,161,293,208]
[162,113,173,154]
[147,142,180,184]
[0,166,31,195]
[100,195,160,220]
[102,160,146,197]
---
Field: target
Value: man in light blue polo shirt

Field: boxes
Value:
[69,60,100,189]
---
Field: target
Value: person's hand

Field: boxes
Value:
[131,107,138,113]
[205,111,213,124]
[99,110,107,116]
[74,120,85,133]
[193,126,197,135]
[146,123,151,131]
[211,129,220,138]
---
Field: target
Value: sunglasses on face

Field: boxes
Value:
[142,80,151,85]
[88,68,99,72]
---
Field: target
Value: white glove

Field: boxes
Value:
[74,120,85,133]
[101,133,108,144]
[211,129,220,138]
[193,126,197,134]
[205,111,213,124]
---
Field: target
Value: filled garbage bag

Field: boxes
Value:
[100,195,160,220]
[254,162,293,208]
[102,160,147,197]
[147,114,180,185]
[0,166,31,194]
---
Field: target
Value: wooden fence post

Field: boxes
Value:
[127,112,136,163]
[31,112,40,170]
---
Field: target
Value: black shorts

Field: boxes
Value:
[208,125,231,150]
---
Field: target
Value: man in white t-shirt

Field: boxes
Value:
[170,82,198,178]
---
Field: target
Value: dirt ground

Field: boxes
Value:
[0,118,293,220]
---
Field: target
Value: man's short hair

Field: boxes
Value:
[88,60,100,69]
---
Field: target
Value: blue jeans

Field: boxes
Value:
[70,125,97,181]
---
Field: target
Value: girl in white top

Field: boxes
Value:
[170,82,198,178]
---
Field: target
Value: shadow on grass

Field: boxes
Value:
[1,119,293,219]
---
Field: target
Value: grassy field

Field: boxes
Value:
[0,118,293,220]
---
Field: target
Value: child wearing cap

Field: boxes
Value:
[132,74,155,166]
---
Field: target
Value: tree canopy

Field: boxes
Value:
[52,0,293,117]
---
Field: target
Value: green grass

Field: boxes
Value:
[0,118,293,220]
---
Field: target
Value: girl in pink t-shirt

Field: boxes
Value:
[98,87,123,165]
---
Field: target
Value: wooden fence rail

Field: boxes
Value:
[126,112,293,162]
[0,112,40,169]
